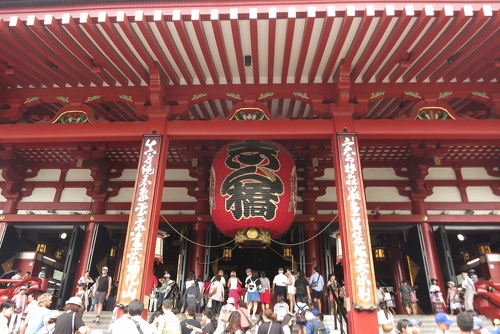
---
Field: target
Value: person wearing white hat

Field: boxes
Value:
[52,296,90,334]
[446,281,461,315]
[92,266,112,323]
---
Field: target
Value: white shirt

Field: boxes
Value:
[112,315,153,334]
[273,273,287,287]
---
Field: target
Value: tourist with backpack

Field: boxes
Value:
[245,271,261,320]
[309,267,324,313]
[294,298,309,334]
[294,271,311,305]
[304,310,327,334]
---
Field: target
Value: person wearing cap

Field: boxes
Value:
[457,312,474,334]
[92,266,112,323]
[459,271,476,311]
[272,268,287,299]
[75,282,89,317]
[409,319,421,333]
[472,316,491,334]
[219,297,236,326]
[10,285,28,333]
[447,281,462,315]
[52,296,90,334]
[435,312,455,334]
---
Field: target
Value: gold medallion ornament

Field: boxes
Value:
[235,228,271,248]
[246,228,259,239]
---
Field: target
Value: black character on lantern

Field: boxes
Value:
[221,140,284,221]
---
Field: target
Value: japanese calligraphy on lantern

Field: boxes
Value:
[221,140,284,221]
[337,133,377,308]
[118,135,161,304]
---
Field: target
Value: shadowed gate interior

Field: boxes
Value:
[406,226,432,314]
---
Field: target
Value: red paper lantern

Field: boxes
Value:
[210,140,297,244]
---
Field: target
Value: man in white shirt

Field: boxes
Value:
[211,270,226,285]
[272,268,287,299]
[459,271,476,311]
[156,299,181,334]
[111,299,153,334]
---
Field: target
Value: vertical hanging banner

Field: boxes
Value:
[117,134,162,305]
[337,133,377,309]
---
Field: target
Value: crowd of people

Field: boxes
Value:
[2,265,497,334]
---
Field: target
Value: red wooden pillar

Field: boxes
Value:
[190,222,207,277]
[116,118,169,308]
[387,234,405,314]
[0,199,17,250]
[332,115,378,334]
[304,222,320,277]
[75,199,106,282]
[412,198,445,297]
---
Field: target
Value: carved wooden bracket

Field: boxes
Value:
[0,160,39,199]
[335,59,351,107]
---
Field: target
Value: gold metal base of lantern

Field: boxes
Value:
[235,228,271,248]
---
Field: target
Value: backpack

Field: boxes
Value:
[295,305,307,323]
[247,279,257,293]
[312,319,327,334]
[296,279,306,295]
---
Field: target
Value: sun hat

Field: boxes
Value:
[435,312,455,325]
[19,286,27,291]
[447,281,455,286]
[102,266,108,271]
[227,297,235,304]
[66,296,83,307]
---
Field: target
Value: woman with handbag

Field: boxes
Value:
[228,271,243,307]
[377,302,395,334]
[52,297,90,334]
